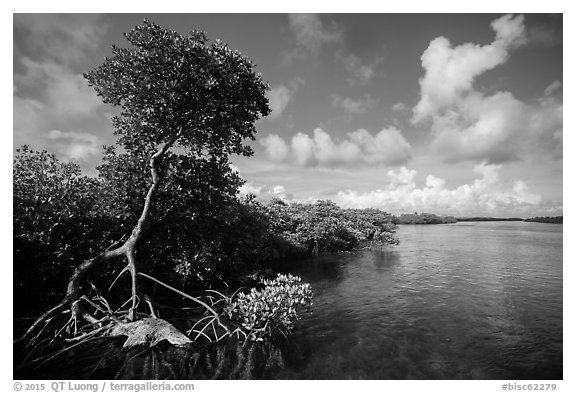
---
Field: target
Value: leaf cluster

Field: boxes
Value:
[224,274,313,341]
[84,19,270,158]
[260,199,399,254]
[13,146,120,313]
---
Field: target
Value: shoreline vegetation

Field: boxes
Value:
[13,20,562,380]
[457,216,562,224]
[13,19,405,377]
[523,216,563,224]
[14,145,402,378]
[394,212,563,225]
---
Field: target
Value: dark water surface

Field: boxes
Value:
[280,222,562,379]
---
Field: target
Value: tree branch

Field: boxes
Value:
[17,129,185,341]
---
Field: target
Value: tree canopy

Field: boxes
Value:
[85,19,270,157]
[14,20,399,373]
[16,19,272,345]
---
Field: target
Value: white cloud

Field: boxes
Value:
[260,134,289,161]
[260,127,411,168]
[414,14,527,122]
[392,102,407,112]
[13,58,104,155]
[412,14,562,163]
[288,14,342,54]
[430,90,562,163]
[291,132,316,166]
[48,130,101,161]
[331,94,377,115]
[265,79,304,119]
[267,85,292,119]
[336,163,543,216]
[239,182,294,202]
[14,14,108,162]
[239,182,263,196]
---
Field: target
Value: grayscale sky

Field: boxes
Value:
[13,13,563,217]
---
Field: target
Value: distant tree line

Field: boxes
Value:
[13,146,399,318]
[456,217,524,222]
[456,216,562,223]
[393,212,457,224]
[389,213,563,225]
[524,216,563,224]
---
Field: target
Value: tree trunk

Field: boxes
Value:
[17,130,183,343]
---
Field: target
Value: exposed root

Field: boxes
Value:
[15,300,67,345]
[138,272,220,319]
[16,131,184,349]
[15,274,249,374]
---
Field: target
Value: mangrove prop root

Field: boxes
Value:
[16,131,183,346]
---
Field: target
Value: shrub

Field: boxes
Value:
[225,274,313,341]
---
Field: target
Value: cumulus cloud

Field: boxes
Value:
[414,14,526,121]
[14,14,109,168]
[430,89,562,163]
[288,14,342,54]
[336,163,543,216]
[412,14,562,163]
[13,14,114,173]
[13,57,105,163]
[239,182,295,202]
[48,130,102,161]
[260,134,290,161]
[331,94,377,115]
[260,127,411,168]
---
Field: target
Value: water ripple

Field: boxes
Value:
[286,222,562,379]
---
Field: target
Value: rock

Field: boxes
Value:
[109,317,192,349]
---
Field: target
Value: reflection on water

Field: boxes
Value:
[281,222,562,379]
[17,222,562,380]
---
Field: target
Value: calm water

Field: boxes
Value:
[280,222,563,379]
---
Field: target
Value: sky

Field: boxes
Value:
[13,13,563,217]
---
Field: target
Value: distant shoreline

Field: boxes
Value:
[395,214,563,225]
[457,216,562,224]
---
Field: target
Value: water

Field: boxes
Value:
[280,221,562,379]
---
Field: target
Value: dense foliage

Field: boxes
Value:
[264,199,398,254]
[225,274,313,341]
[15,19,270,337]
[456,217,523,222]
[13,21,399,361]
[82,19,270,287]
[13,146,116,313]
[13,144,399,315]
[394,212,457,224]
[525,216,563,224]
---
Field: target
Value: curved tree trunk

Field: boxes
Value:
[17,130,183,343]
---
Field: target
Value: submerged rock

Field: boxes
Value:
[110,317,192,349]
